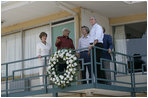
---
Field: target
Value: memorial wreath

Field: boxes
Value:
[47,49,79,88]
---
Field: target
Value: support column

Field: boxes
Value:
[74,11,81,49]
[21,30,25,78]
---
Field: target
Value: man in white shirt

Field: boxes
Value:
[88,16,105,84]
[78,26,91,84]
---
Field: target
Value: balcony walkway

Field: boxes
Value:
[1,47,147,97]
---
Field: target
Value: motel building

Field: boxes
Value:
[1,1,147,97]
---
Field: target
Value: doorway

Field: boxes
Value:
[51,19,75,53]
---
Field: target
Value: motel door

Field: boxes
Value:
[52,21,75,53]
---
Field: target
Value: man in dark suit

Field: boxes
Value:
[101,27,113,85]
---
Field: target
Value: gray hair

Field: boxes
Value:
[81,26,90,34]
[89,16,97,20]
[62,28,70,33]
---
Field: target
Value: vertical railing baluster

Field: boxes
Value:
[130,56,136,97]
[6,64,8,97]
[44,56,48,93]
[90,47,94,84]
[112,52,117,81]
[94,47,97,83]
[132,57,136,96]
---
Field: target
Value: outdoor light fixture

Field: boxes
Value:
[123,1,145,4]
[1,20,6,24]
[56,1,76,16]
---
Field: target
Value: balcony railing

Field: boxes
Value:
[1,46,147,97]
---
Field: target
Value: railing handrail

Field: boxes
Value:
[1,54,51,65]
[1,46,146,66]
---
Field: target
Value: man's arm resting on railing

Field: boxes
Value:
[88,40,98,56]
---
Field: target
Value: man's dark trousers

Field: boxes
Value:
[92,43,106,84]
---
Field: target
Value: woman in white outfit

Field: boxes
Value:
[36,32,51,87]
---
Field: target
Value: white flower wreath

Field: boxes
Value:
[47,49,78,88]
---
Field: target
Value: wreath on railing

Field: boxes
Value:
[47,49,79,88]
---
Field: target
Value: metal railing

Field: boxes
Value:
[1,46,147,97]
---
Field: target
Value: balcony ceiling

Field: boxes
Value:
[1,1,146,27]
